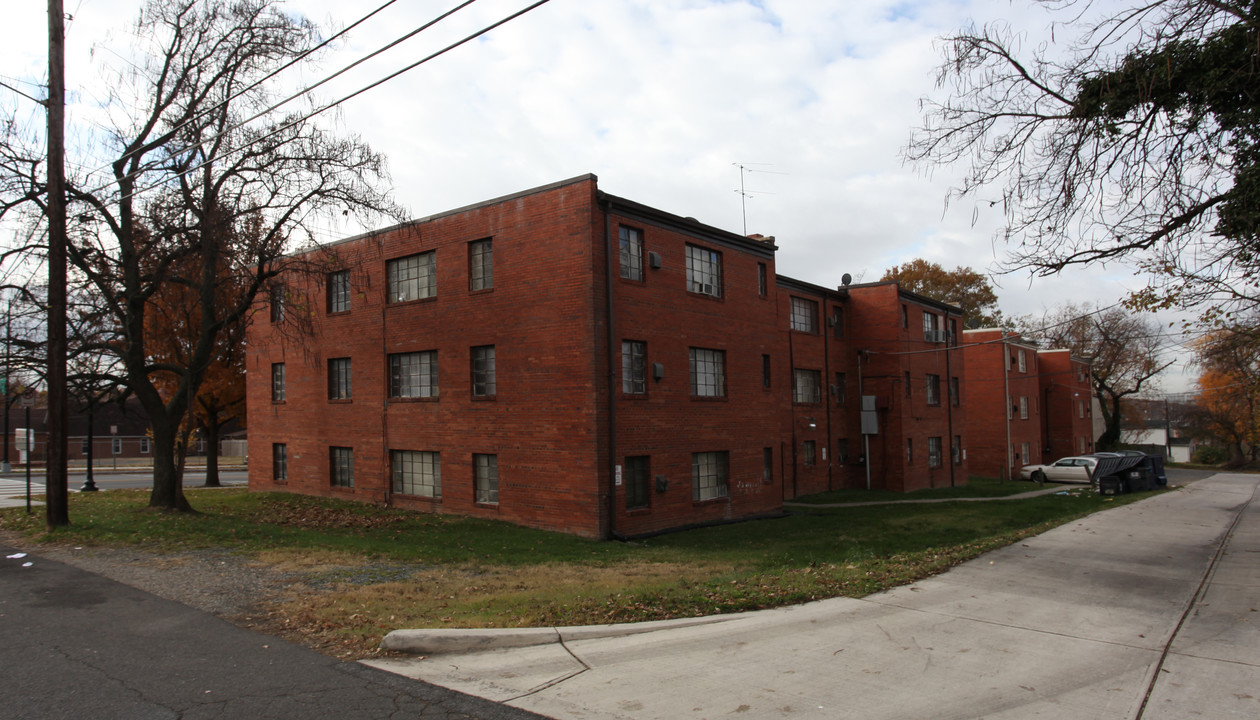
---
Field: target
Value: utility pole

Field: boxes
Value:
[45,0,70,528]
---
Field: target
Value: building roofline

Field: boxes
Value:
[599,190,777,258]
[843,280,963,314]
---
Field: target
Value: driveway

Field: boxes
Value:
[368,473,1260,719]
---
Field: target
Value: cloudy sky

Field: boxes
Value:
[1,0,1197,391]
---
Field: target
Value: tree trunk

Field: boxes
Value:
[202,416,221,487]
[148,419,192,512]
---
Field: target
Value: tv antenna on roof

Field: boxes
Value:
[733,162,786,236]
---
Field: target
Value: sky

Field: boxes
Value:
[0,0,1199,393]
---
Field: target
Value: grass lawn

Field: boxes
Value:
[0,483,1159,659]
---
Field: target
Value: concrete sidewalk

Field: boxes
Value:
[367,473,1260,720]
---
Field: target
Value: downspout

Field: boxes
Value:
[787,325,798,499]
[1003,336,1012,481]
[382,291,390,506]
[858,350,870,491]
[601,199,622,540]
[823,300,833,491]
[944,313,955,487]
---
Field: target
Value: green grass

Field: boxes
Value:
[0,483,1160,658]
[786,475,1042,504]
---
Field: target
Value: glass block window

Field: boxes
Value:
[387,251,436,303]
[475,453,498,504]
[793,369,821,404]
[471,345,496,397]
[390,351,439,399]
[692,451,729,501]
[391,450,441,498]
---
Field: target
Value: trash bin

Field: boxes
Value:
[1098,476,1126,495]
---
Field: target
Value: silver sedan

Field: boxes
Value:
[1019,456,1098,483]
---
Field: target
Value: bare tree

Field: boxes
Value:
[1018,303,1173,450]
[1,0,403,512]
[906,1,1258,321]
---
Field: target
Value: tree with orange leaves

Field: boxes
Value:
[1193,323,1260,465]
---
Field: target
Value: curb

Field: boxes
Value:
[380,615,739,655]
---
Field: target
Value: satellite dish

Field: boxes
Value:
[841,273,852,286]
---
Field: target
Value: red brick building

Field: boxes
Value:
[843,282,968,492]
[247,175,784,538]
[247,175,1081,537]
[1037,349,1095,459]
[961,329,1059,480]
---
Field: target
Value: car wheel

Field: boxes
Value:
[1033,470,1047,483]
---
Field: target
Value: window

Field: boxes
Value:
[1019,396,1029,419]
[330,446,354,488]
[762,354,772,389]
[1017,349,1027,373]
[112,438,122,455]
[689,348,726,397]
[619,226,643,281]
[793,369,821,404]
[80,438,89,455]
[387,251,436,303]
[389,351,438,399]
[139,437,150,455]
[1078,399,1085,419]
[901,304,908,328]
[904,370,912,397]
[952,435,962,465]
[1021,442,1031,464]
[802,440,816,467]
[469,238,493,291]
[928,437,943,468]
[790,297,818,333]
[327,270,350,313]
[685,244,722,297]
[474,453,498,504]
[625,455,649,509]
[1080,436,1089,454]
[392,450,441,497]
[757,263,767,297]
[471,345,496,397]
[832,308,844,337]
[622,341,646,395]
[271,363,285,402]
[269,285,285,323]
[950,376,960,406]
[835,372,847,405]
[692,451,729,501]
[906,438,913,464]
[926,374,941,406]
[922,311,939,341]
[837,438,850,464]
[763,447,774,482]
[328,357,352,400]
[273,443,288,482]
